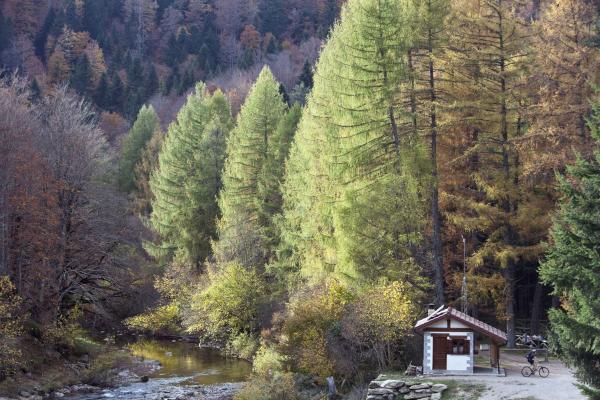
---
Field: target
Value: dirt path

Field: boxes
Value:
[431,352,585,400]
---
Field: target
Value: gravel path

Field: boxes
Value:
[430,351,585,400]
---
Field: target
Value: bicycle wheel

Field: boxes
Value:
[521,366,533,377]
[538,366,550,378]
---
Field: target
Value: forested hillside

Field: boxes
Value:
[1,0,600,399]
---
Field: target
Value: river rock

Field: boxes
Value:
[431,384,447,393]
[381,380,405,389]
[404,392,432,400]
[368,388,394,395]
[431,393,442,400]
[408,384,430,390]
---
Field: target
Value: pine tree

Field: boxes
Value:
[95,73,110,109]
[108,72,125,112]
[215,67,288,267]
[119,105,160,192]
[298,60,313,89]
[145,65,159,99]
[258,0,288,37]
[70,54,93,95]
[539,96,600,399]
[148,84,233,268]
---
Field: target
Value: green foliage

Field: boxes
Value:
[185,263,267,338]
[340,281,419,370]
[226,332,260,360]
[133,128,164,216]
[124,304,181,334]
[0,276,24,379]
[252,344,287,377]
[540,97,600,398]
[215,67,289,267]
[118,105,160,192]
[283,280,354,376]
[279,0,427,285]
[148,83,233,267]
[235,372,300,400]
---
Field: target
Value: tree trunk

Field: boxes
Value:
[530,281,544,334]
[505,261,516,348]
[427,19,445,307]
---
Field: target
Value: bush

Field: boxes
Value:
[235,372,300,400]
[283,279,354,377]
[253,344,287,377]
[125,303,181,334]
[340,281,418,370]
[42,307,85,353]
[226,332,259,360]
[0,276,24,380]
[185,263,266,337]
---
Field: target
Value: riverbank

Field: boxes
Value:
[0,337,251,400]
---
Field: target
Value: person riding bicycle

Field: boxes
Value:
[526,349,537,368]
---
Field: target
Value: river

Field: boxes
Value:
[68,338,252,400]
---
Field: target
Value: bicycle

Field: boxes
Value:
[521,363,550,378]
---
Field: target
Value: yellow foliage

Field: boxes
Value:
[0,276,24,378]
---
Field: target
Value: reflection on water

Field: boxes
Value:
[126,339,252,386]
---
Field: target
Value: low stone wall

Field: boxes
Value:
[366,378,447,400]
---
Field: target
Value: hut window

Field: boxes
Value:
[450,338,470,355]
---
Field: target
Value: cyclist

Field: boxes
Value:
[526,349,537,368]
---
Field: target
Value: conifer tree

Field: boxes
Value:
[540,96,600,398]
[443,0,541,346]
[215,67,288,267]
[280,0,427,284]
[119,105,160,192]
[133,128,164,217]
[149,84,233,268]
[70,54,92,95]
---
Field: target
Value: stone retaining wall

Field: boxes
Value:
[366,378,447,400]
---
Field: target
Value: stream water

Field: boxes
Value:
[68,338,252,399]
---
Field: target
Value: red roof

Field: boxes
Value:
[414,306,507,344]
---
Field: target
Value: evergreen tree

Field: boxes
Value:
[258,0,288,37]
[95,73,110,109]
[148,84,233,268]
[278,83,290,105]
[34,8,56,64]
[298,60,313,89]
[119,105,160,192]
[70,54,92,95]
[540,97,600,399]
[215,67,288,267]
[0,10,13,53]
[108,72,125,112]
[145,66,159,99]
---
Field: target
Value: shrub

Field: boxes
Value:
[340,281,418,370]
[253,344,287,377]
[235,372,300,400]
[0,276,24,380]
[226,332,259,360]
[283,279,354,377]
[185,263,266,337]
[125,303,181,334]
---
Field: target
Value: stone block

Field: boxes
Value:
[431,384,448,393]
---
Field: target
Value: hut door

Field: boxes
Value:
[432,336,447,369]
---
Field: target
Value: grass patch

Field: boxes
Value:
[436,380,486,400]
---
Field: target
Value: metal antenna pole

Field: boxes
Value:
[461,234,468,314]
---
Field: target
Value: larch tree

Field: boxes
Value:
[133,128,164,217]
[148,84,233,269]
[443,0,541,347]
[523,0,600,178]
[539,96,600,399]
[214,66,288,268]
[118,105,160,193]
[279,0,429,286]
